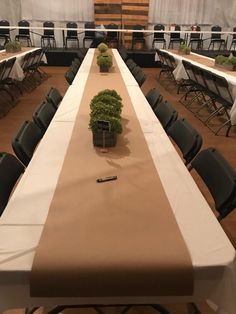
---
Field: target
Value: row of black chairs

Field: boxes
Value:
[119,53,146,87]
[64,50,86,85]
[0,48,47,118]
[145,87,236,222]
[0,86,63,215]
[180,59,234,136]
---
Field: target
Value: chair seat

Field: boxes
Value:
[153,38,166,42]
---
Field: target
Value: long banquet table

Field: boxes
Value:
[160,49,236,125]
[0,49,236,314]
[0,47,46,80]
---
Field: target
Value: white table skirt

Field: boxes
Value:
[0,48,47,81]
[0,49,235,314]
[161,49,236,125]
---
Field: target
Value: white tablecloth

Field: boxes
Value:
[161,49,236,125]
[0,49,235,314]
[0,48,47,81]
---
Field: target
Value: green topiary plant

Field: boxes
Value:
[97,42,108,53]
[90,94,122,114]
[5,41,21,53]
[215,55,236,70]
[97,53,113,71]
[215,55,228,65]
[96,89,122,101]
[89,89,123,147]
[178,43,191,55]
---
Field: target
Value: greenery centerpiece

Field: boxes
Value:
[215,55,236,71]
[97,42,108,53]
[97,42,113,72]
[178,43,191,55]
[89,89,123,147]
[5,41,22,53]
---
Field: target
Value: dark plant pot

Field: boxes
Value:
[93,131,117,147]
[99,66,109,73]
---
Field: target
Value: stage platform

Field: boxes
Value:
[44,47,234,67]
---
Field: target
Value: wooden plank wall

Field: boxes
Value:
[94,0,149,49]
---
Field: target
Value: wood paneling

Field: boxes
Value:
[94,0,149,49]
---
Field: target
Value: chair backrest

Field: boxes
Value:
[212,73,233,106]
[131,65,142,77]
[168,118,203,164]
[154,101,178,130]
[190,25,201,40]
[134,70,146,87]
[126,59,136,71]
[211,25,222,39]
[0,60,6,81]
[43,21,55,36]
[66,22,78,37]
[33,100,57,132]
[191,64,205,89]
[145,88,163,110]
[201,69,219,96]
[190,147,236,219]
[0,20,10,35]
[12,120,43,167]
[106,23,118,39]
[232,27,236,40]
[154,24,165,39]
[0,152,25,215]
[84,22,95,38]
[118,47,128,61]
[182,60,197,83]
[132,25,144,39]
[18,20,30,35]
[64,70,75,85]
[170,24,181,39]
[46,87,63,108]
[1,57,16,81]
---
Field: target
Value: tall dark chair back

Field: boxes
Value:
[12,120,43,167]
[83,22,95,47]
[46,87,63,108]
[65,22,79,48]
[0,20,11,44]
[15,20,32,46]
[43,21,55,36]
[152,24,166,48]
[1,57,16,81]
[190,147,236,220]
[33,100,57,133]
[18,20,30,36]
[154,101,178,131]
[145,88,163,110]
[211,25,222,40]
[170,25,181,39]
[168,118,203,165]
[0,20,10,36]
[0,152,25,215]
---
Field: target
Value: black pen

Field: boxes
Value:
[96,175,117,183]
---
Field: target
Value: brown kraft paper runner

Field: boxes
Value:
[0,47,32,61]
[30,49,193,297]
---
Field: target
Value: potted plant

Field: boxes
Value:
[97,42,108,53]
[178,43,191,55]
[97,52,113,72]
[215,55,236,71]
[5,41,22,53]
[89,89,123,147]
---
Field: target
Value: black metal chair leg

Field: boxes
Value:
[120,305,132,314]
[187,302,201,314]
[25,307,40,314]
[152,304,170,314]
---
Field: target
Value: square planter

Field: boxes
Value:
[99,66,109,73]
[215,63,236,71]
[93,131,117,147]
